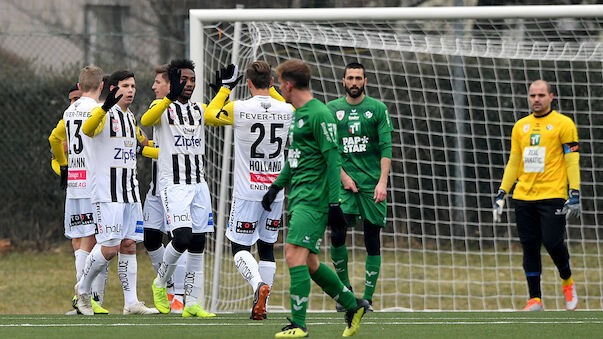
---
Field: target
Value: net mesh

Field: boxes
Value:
[197,16,603,311]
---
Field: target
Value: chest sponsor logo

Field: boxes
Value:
[342,136,369,153]
[174,135,201,149]
[336,110,345,121]
[365,111,373,119]
[114,147,136,164]
[236,220,257,234]
[523,124,530,133]
[349,121,361,134]
[530,134,541,146]
[70,213,94,227]
[265,218,281,231]
[523,146,545,173]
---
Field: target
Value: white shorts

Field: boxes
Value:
[143,192,167,233]
[93,202,144,245]
[160,183,214,234]
[64,198,96,239]
[226,198,283,246]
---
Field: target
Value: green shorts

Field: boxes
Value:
[340,188,387,227]
[286,207,327,254]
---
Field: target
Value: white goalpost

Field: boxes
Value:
[190,5,603,313]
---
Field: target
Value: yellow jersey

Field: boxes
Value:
[506,110,579,201]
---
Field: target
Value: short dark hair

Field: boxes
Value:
[168,59,195,74]
[344,62,365,78]
[109,70,135,88]
[276,59,311,90]
[246,61,271,89]
[155,64,169,82]
[99,74,111,102]
[68,83,79,95]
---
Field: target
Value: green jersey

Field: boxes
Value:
[327,95,393,191]
[275,98,339,212]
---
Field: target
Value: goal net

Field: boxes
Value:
[191,6,603,312]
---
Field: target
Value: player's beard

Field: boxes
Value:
[345,84,364,99]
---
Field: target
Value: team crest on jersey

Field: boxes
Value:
[365,111,373,119]
[297,119,304,128]
[523,124,530,133]
[112,118,120,132]
[168,107,176,121]
[336,110,345,121]
[547,124,553,130]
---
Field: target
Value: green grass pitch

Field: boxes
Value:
[1,311,602,338]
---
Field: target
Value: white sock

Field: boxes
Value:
[258,260,276,288]
[78,245,108,295]
[234,250,262,292]
[74,249,89,282]
[172,251,187,296]
[184,252,204,307]
[146,246,165,273]
[91,261,109,305]
[118,253,139,307]
[156,242,182,288]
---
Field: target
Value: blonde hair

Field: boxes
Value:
[78,66,104,93]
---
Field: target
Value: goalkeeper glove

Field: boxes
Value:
[561,189,580,219]
[492,189,506,223]
[328,202,347,231]
[60,166,68,190]
[261,185,282,211]
[219,64,243,90]
[101,87,122,112]
[208,70,222,94]
[166,68,187,101]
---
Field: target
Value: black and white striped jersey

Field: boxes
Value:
[156,100,206,189]
[88,105,141,203]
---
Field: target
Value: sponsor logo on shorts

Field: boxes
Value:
[168,213,190,225]
[236,221,257,234]
[315,238,322,250]
[97,223,122,235]
[208,213,214,226]
[135,220,144,233]
[70,213,94,227]
[265,218,281,231]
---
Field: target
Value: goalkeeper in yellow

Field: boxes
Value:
[493,80,580,312]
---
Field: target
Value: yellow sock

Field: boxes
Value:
[562,277,574,287]
[530,297,541,302]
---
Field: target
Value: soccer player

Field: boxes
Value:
[206,61,294,320]
[326,62,393,311]
[75,69,158,315]
[262,59,370,338]
[49,74,110,315]
[493,80,580,311]
[142,59,230,317]
[142,64,188,314]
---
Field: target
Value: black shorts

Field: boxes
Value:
[513,198,566,247]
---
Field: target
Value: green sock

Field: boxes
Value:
[362,255,381,301]
[330,244,351,288]
[310,263,357,310]
[289,265,311,328]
